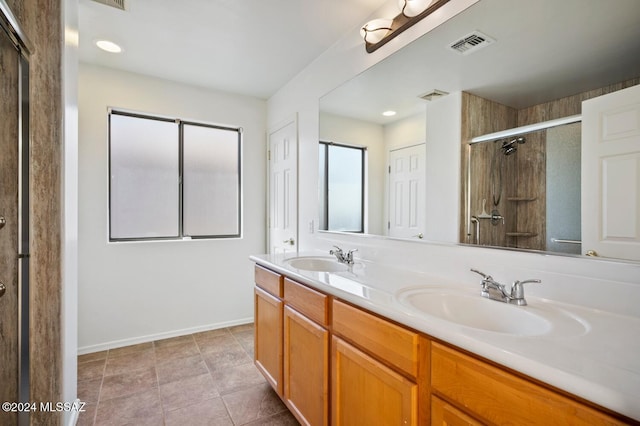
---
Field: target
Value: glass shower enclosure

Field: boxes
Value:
[0,1,31,425]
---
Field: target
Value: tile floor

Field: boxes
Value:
[76,324,299,425]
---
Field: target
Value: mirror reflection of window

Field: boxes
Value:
[318,142,365,232]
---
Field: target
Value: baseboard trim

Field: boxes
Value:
[77,317,254,355]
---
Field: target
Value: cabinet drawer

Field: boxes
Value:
[431,395,481,426]
[431,342,625,426]
[332,299,419,377]
[255,265,283,297]
[284,278,329,326]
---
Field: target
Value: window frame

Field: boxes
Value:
[318,140,366,233]
[108,109,242,242]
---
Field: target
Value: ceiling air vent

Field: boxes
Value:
[449,31,494,55]
[419,89,448,101]
[90,0,126,11]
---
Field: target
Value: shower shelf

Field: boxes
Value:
[506,196,537,201]
[506,232,537,237]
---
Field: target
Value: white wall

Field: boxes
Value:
[78,64,266,352]
[424,92,461,243]
[383,112,426,151]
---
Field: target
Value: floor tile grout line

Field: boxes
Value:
[89,352,109,426]
[149,341,167,424]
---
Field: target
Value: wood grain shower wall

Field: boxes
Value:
[460,93,517,246]
[6,1,64,424]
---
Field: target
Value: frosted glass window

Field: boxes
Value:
[183,124,240,237]
[319,142,364,232]
[110,114,179,239]
[108,111,242,241]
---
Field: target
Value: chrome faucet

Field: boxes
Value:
[330,246,357,265]
[471,269,540,306]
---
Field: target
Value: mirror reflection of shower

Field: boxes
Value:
[500,136,526,155]
[468,115,582,253]
[490,136,525,205]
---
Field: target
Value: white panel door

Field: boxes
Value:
[582,84,640,261]
[388,144,426,239]
[268,119,298,254]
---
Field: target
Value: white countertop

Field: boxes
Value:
[250,252,640,422]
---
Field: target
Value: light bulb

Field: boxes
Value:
[360,19,393,44]
[398,0,435,18]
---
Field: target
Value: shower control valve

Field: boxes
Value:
[490,209,505,226]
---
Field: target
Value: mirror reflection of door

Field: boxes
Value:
[582,84,640,261]
[388,144,425,239]
[269,119,298,254]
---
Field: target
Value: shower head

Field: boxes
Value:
[500,136,525,155]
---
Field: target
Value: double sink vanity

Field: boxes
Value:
[250,250,639,425]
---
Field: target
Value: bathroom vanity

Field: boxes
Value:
[251,253,640,425]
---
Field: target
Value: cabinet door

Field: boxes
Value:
[431,395,482,426]
[284,306,329,426]
[254,287,283,395]
[332,336,417,426]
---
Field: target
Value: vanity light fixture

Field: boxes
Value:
[361,0,449,53]
[95,39,122,53]
[360,19,394,44]
[399,0,435,17]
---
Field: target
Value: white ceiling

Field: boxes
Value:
[79,0,640,111]
[78,0,390,99]
[320,0,640,124]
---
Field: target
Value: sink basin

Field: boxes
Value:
[397,287,553,336]
[284,256,349,272]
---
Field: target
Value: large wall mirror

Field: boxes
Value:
[319,0,640,261]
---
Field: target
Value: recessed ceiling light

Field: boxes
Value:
[96,40,122,53]
[382,110,397,117]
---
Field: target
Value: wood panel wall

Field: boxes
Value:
[460,93,517,245]
[6,1,64,424]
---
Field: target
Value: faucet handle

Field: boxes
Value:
[470,268,491,280]
[330,245,343,254]
[510,279,541,302]
[346,249,358,263]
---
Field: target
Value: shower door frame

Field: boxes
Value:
[0,2,31,425]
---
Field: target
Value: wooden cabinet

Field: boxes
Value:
[332,299,420,377]
[253,265,631,426]
[332,336,418,426]
[283,279,330,426]
[254,266,284,395]
[332,299,421,426]
[431,342,626,426]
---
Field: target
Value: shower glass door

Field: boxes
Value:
[0,23,21,426]
[0,3,30,424]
